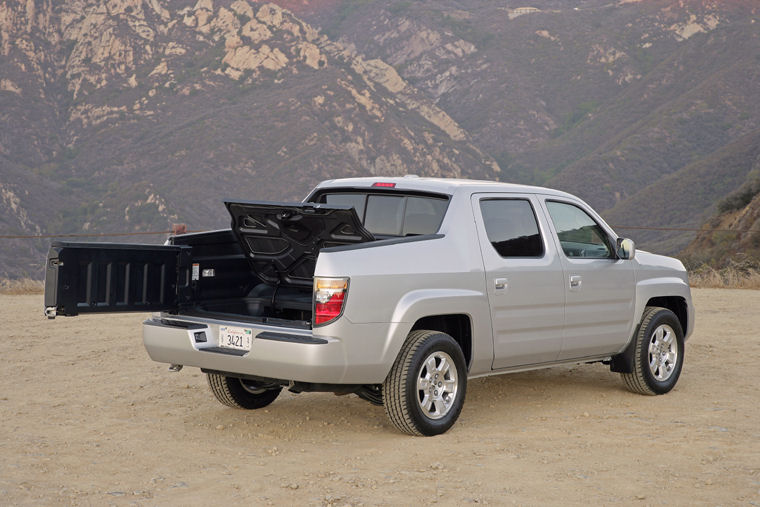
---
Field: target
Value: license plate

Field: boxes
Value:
[218,326,253,351]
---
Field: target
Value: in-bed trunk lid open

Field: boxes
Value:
[225,200,374,288]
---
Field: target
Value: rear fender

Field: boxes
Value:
[379,289,492,377]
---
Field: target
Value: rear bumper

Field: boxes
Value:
[142,314,394,384]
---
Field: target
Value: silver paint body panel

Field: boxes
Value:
[143,177,694,384]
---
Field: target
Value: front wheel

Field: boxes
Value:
[383,330,467,436]
[621,307,685,395]
[206,373,282,409]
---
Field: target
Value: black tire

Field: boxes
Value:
[206,373,282,409]
[383,330,467,436]
[621,307,685,395]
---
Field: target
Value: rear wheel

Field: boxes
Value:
[383,330,467,436]
[621,307,685,395]
[206,373,282,409]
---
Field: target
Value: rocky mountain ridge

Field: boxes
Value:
[2,0,759,278]
[0,0,499,278]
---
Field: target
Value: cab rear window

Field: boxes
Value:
[316,191,448,237]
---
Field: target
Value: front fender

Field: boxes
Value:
[611,276,693,373]
[633,277,693,339]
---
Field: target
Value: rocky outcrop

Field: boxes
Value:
[0,0,502,279]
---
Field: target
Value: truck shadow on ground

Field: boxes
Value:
[185,362,636,438]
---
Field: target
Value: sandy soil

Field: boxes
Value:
[1,289,759,506]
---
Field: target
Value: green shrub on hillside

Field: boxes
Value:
[717,178,760,213]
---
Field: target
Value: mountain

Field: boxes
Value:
[0,0,499,278]
[1,0,759,279]
[294,0,760,253]
[681,171,760,267]
[604,128,760,254]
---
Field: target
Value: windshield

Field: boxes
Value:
[315,191,448,237]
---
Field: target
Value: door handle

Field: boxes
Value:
[494,278,508,290]
[569,275,582,290]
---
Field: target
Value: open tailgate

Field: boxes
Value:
[44,242,192,317]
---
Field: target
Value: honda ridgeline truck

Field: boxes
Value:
[44,177,694,435]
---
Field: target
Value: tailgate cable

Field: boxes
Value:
[270,279,281,313]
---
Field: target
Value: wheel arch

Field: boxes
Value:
[378,289,491,379]
[410,314,473,370]
[632,277,693,341]
[610,299,687,374]
[645,296,688,336]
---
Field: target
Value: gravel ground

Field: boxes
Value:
[1,288,759,506]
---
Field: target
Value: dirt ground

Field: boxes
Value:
[1,289,759,506]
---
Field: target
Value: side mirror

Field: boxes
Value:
[616,238,635,260]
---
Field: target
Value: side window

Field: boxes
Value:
[480,199,544,257]
[545,201,613,258]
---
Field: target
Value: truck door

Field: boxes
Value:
[471,193,566,369]
[539,198,635,359]
[44,242,192,317]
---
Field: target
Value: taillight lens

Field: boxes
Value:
[313,277,349,326]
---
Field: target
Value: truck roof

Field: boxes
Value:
[313,176,577,200]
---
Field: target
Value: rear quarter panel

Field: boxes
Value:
[313,191,494,380]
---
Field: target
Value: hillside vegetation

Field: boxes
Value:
[681,181,760,266]
[304,0,760,254]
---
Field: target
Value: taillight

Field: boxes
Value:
[313,277,349,326]
[372,182,396,188]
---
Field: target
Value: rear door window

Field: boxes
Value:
[480,199,544,257]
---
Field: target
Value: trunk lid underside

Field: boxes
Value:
[225,200,375,289]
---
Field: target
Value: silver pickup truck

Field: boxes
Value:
[44,176,694,436]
